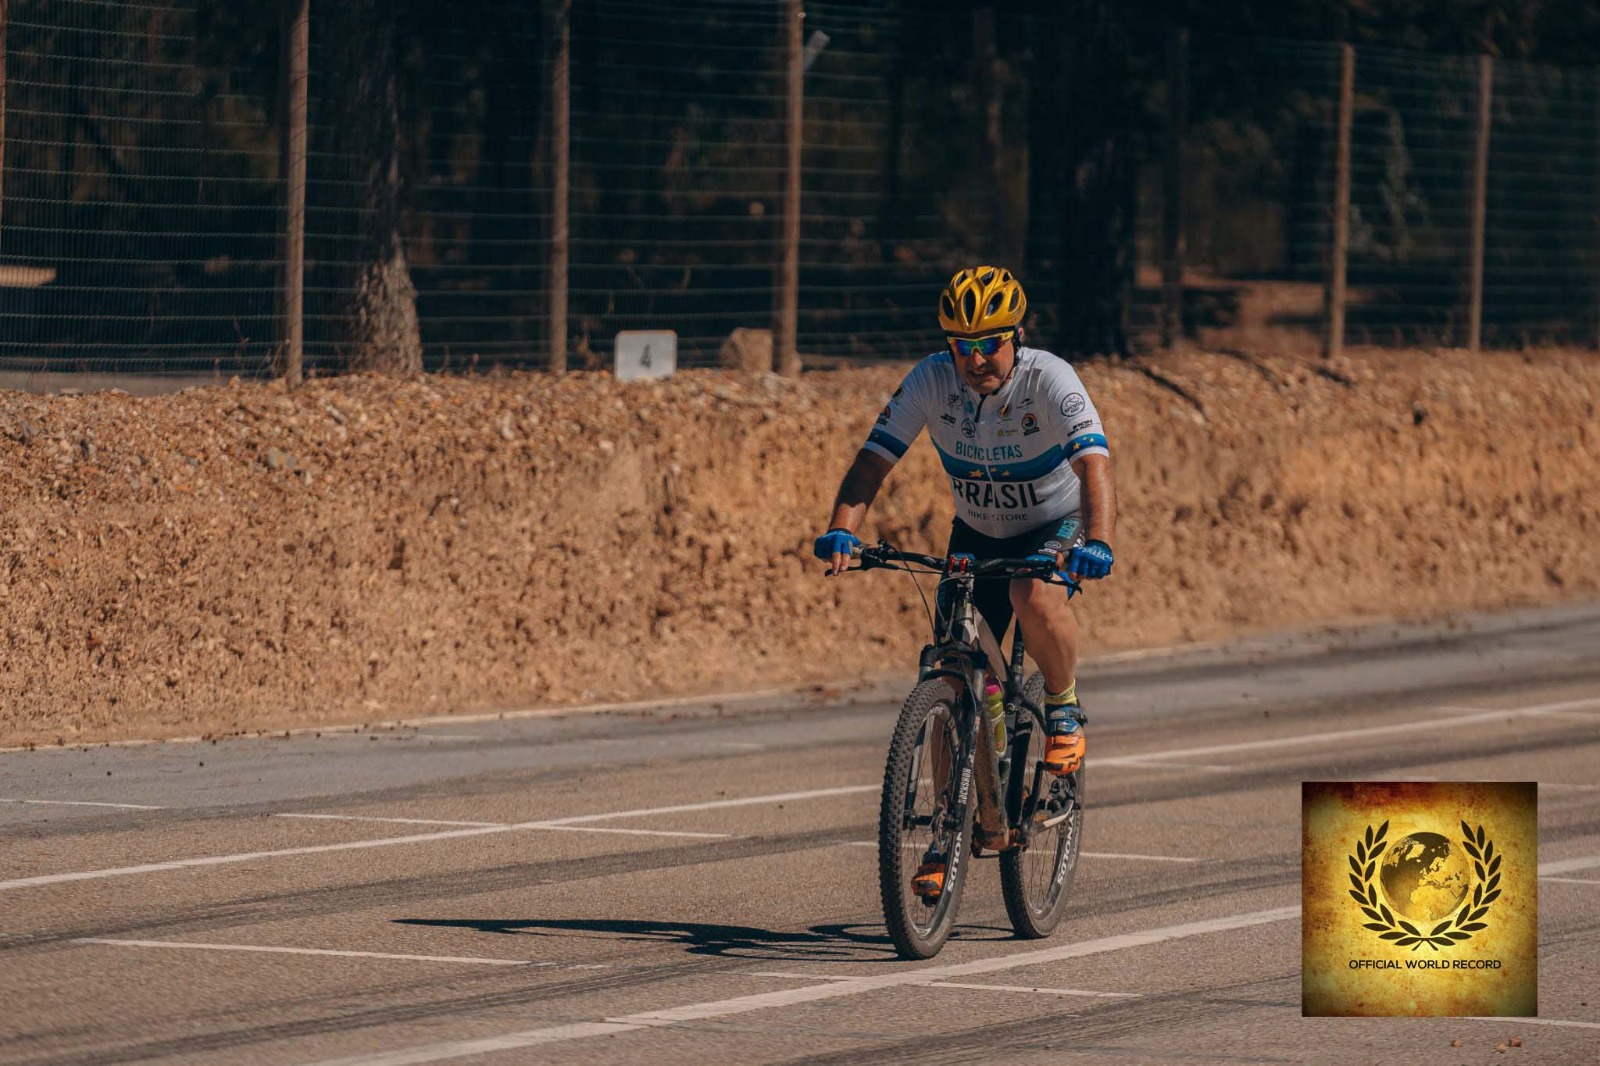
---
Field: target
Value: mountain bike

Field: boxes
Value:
[845,542,1086,960]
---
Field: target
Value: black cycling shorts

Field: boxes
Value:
[940,514,1084,641]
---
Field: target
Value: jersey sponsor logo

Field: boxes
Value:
[949,476,1044,511]
[1022,412,1040,436]
[939,412,957,425]
[875,406,891,425]
[1061,392,1087,418]
[953,440,1022,462]
[960,418,976,439]
[947,392,961,408]
[1068,417,1096,434]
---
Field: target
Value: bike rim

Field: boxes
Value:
[899,703,962,939]
[1019,729,1079,916]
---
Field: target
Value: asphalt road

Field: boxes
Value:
[2,603,1598,1065]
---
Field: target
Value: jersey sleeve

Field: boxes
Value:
[1042,358,1110,462]
[861,356,936,466]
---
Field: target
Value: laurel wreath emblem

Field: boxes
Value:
[1346,819,1501,951]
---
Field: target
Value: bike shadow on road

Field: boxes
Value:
[393,917,1014,963]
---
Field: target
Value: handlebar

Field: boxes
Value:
[847,541,1081,592]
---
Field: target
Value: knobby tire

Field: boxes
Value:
[878,678,973,960]
[999,671,1083,939]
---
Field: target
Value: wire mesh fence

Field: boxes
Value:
[0,0,281,374]
[1167,36,1600,353]
[1,3,1599,377]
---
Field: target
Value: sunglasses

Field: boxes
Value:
[949,331,1015,358]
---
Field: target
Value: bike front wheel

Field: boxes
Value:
[999,671,1084,939]
[879,678,973,960]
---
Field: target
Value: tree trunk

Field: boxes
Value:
[330,0,422,373]
[1053,0,1138,358]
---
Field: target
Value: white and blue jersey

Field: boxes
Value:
[861,347,1110,538]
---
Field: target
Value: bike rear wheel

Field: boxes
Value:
[879,679,973,960]
[999,672,1083,939]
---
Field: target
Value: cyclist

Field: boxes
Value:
[814,266,1117,896]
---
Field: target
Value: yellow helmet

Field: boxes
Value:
[938,265,1027,338]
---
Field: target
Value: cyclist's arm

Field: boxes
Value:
[1071,452,1116,549]
[827,448,895,536]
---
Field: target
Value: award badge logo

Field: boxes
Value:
[1302,782,1537,1018]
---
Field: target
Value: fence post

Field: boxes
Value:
[1324,43,1354,360]
[548,0,570,372]
[1161,26,1188,349]
[775,0,802,377]
[1467,54,1491,353]
[279,0,308,387]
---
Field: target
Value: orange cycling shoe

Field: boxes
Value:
[1043,704,1085,776]
[911,860,946,901]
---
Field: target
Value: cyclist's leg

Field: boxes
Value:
[1008,515,1086,774]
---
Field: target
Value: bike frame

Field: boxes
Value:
[852,543,1079,850]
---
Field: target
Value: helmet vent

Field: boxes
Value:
[1008,290,1020,311]
[961,290,977,321]
[940,294,955,318]
[986,292,1003,316]
[978,269,995,285]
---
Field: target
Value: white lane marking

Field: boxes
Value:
[1465,1017,1600,1031]
[1541,876,1600,885]
[526,825,730,840]
[0,798,166,810]
[1103,759,1236,773]
[0,785,859,893]
[302,904,1300,1066]
[276,814,505,828]
[0,824,515,892]
[837,841,1201,863]
[74,939,535,966]
[0,686,809,753]
[748,972,1138,997]
[1542,782,1600,792]
[272,813,726,839]
[1095,696,1600,767]
[535,784,878,826]
[922,980,1141,998]
[1538,854,1600,876]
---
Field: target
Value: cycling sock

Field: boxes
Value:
[1044,680,1077,708]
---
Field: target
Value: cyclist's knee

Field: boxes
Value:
[1008,576,1059,618]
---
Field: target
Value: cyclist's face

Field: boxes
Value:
[949,335,1016,394]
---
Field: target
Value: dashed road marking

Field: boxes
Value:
[73,939,536,966]
[0,798,166,810]
[1541,876,1600,885]
[301,904,1300,1066]
[0,785,871,893]
[1095,696,1600,768]
[1538,854,1600,876]
[749,972,1139,998]
[273,813,730,840]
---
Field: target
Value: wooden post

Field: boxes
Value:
[775,0,802,377]
[1160,26,1188,349]
[548,0,570,372]
[1324,43,1354,360]
[1467,55,1492,353]
[279,0,308,386]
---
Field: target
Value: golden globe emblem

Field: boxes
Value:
[1346,820,1502,951]
[1379,832,1470,922]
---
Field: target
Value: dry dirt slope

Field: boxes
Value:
[0,346,1595,746]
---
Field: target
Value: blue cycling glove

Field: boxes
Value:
[1066,539,1114,580]
[813,528,861,562]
